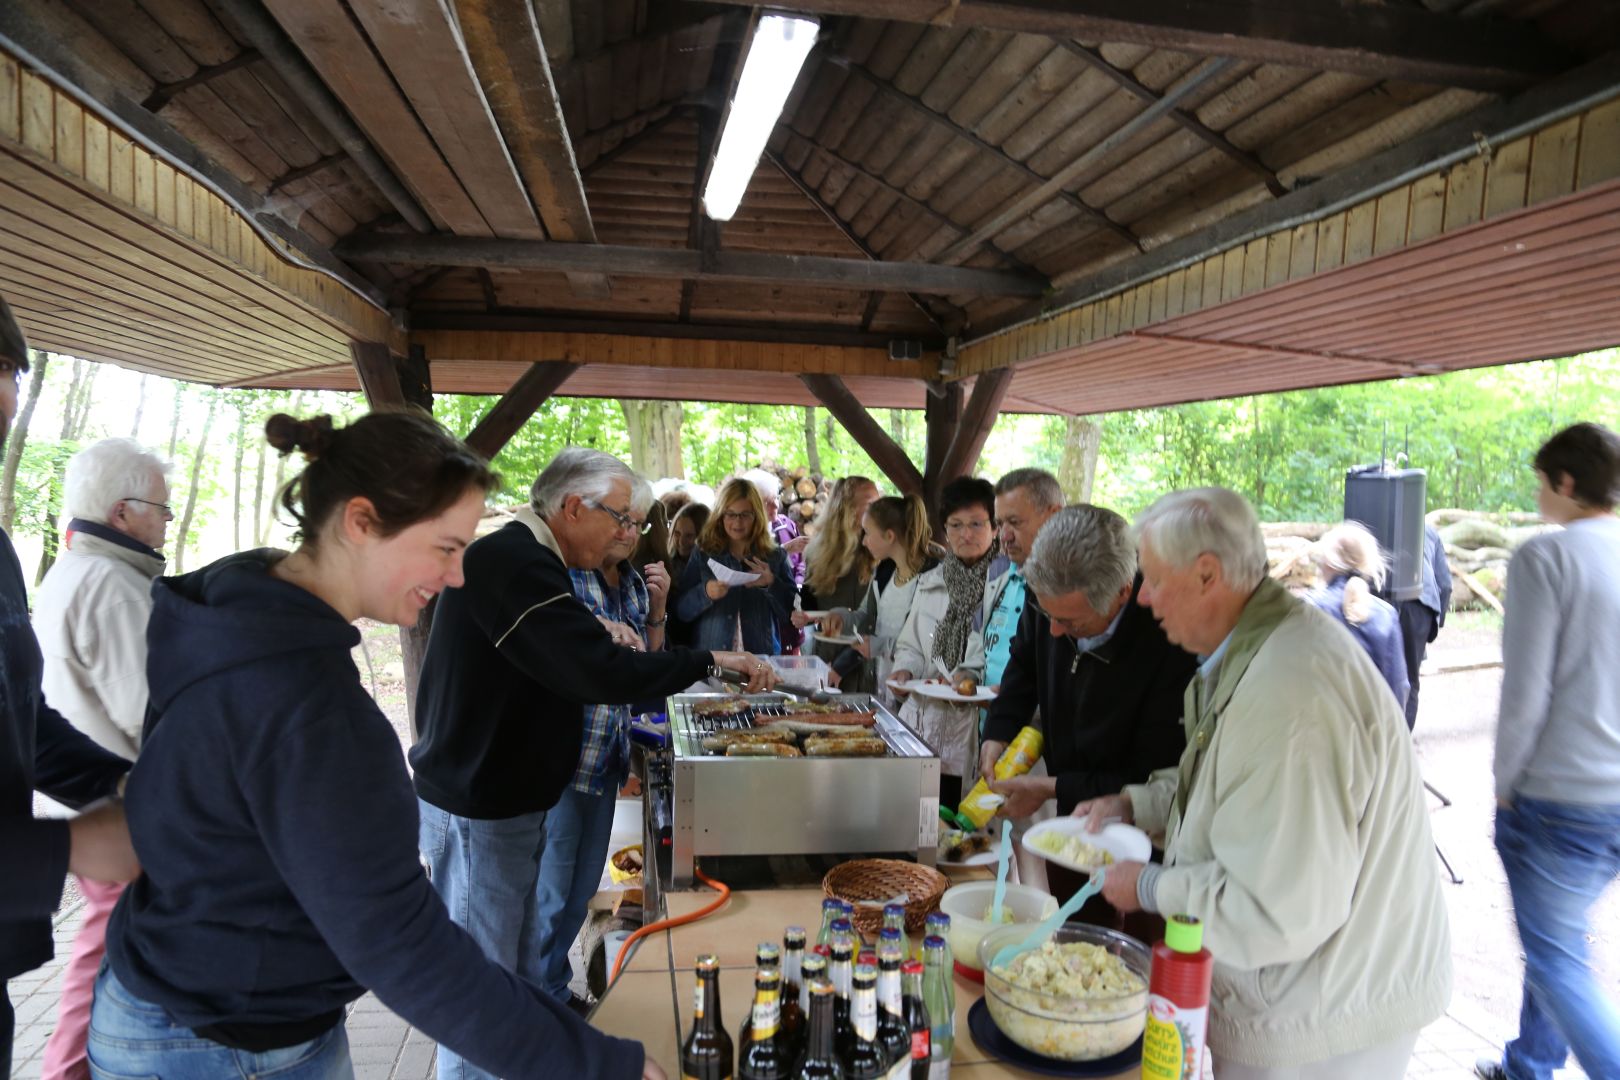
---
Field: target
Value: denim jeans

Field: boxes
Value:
[533,787,619,1003]
[86,965,352,1080]
[417,800,547,1080]
[1495,797,1620,1080]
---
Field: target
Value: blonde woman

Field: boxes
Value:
[674,479,798,653]
[1308,521,1409,709]
[822,493,938,694]
[796,476,881,679]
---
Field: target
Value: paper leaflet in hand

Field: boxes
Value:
[708,558,762,586]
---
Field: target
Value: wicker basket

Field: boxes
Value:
[823,859,949,937]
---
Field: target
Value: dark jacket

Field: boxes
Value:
[2,529,129,979]
[412,517,712,820]
[1419,525,1453,628]
[672,544,797,654]
[982,577,1196,815]
[1308,577,1410,709]
[105,551,641,1077]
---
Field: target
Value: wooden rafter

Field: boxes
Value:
[711,0,1575,91]
[140,49,262,113]
[1055,42,1288,198]
[267,153,348,194]
[765,151,959,335]
[352,340,407,408]
[939,368,1015,480]
[338,235,1049,296]
[464,360,580,459]
[411,311,938,349]
[800,373,925,495]
[826,57,1145,253]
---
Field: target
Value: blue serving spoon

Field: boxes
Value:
[989,865,1108,972]
[990,818,1014,923]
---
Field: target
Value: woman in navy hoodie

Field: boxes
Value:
[94,411,662,1080]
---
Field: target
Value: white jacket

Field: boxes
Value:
[1126,580,1451,1067]
[892,565,979,776]
[33,524,163,771]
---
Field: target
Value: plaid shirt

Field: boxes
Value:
[567,561,650,794]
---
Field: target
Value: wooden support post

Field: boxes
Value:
[938,369,1014,482]
[464,360,580,460]
[396,342,433,737]
[799,373,924,497]
[923,380,963,520]
[351,340,408,409]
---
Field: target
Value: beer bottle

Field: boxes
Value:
[794,979,844,1080]
[922,914,955,1019]
[801,951,829,1016]
[739,967,787,1080]
[875,942,910,1080]
[816,899,844,947]
[900,960,930,1080]
[920,937,953,1079]
[841,964,889,1080]
[743,943,782,1037]
[780,928,809,1063]
[682,954,734,1080]
[880,904,910,961]
[828,926,856,1062]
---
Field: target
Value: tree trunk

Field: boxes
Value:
[231,405,247,550]
[252,439,267,546]
[1058,415,1102,503]
[130,374,148,441]
[1,354,48,532]
[70,363,100,439]
[803,405,821,475]
[619,399,684,478]
[167,381,186,459]
[36,359,89,583]
[823,412,840,456]
[174,394,219,574]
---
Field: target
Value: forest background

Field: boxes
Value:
[2,346,1616,588]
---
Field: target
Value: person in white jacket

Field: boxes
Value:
[1076,487,1451,1078]
[33,437,169,1080]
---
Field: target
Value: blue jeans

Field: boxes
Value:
[1496,797,1620,1080]
[86,965,352,1080]
[534,787,619,1002]
[417,801,547,1080]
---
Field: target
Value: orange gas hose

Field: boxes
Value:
[607,867,731,985]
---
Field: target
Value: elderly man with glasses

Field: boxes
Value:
[410,449,773,1079]
[32,438,171,1080]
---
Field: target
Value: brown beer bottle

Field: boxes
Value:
[780,927,809,1063]
[794,979,845,1080]
[841,964,890,1080]
[739,968,788,1080]
[682,954,734,1080]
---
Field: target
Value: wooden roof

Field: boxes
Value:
[1,0,1618,412]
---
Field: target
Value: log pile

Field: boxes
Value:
[754,461,832,533]
[1260,510,1555,613]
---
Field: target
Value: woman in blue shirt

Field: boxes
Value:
[674,478,796,654]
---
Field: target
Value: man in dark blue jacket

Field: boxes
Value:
[0,296,138,1071]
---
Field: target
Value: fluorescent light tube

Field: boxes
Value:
[702,12,819,222]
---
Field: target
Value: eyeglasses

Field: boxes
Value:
[722,511,757,524]
[124,497,174,517]
[944,518,992,534]
[584,499,651,536]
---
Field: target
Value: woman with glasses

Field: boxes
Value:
[889,477,1000,806]
[674,478,797,654]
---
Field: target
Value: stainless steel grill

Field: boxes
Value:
[661,693,941,887]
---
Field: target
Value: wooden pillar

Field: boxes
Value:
[922,380,963,523]
[938,369,1014,482]
[799,373,924,497]
[463,360,580,460]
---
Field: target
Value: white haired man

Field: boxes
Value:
[1076,487,1451,1078]
[33,438,170,1080]
[410,448,773,1080]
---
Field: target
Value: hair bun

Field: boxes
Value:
[265,413,336,459]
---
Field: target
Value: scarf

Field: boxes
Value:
[931,544,997,669]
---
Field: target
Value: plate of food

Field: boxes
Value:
[1022,820,1152,875]
[938,829,999,867]
[891,676,996,703]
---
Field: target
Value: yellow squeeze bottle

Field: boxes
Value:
[957,726,1043,828]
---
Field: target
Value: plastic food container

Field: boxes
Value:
[938,881,1057,975]
[978,922,1150,1061]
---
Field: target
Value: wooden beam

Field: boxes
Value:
[268,153,348,194]
[935,58,1235,265]
[681,114,722,321]
[582,107,691,174]
[464,360,580,459]
[827,58,1144,254]
[711,0,1575,91]
[411,310,940,349]
[939,368,1015,481]
[968,53,1620,343]
[352,340,408,409]
[800,373,925,495]
[338,235,1049,296]
[398,343,434,408]
[1056,42,1288,198]
[140,49,263,112]
[923,379,963,514]
[453,0,610,299]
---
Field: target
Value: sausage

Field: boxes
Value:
[726,742,804,758]
[701,729,797,753]
[804,737,888,758]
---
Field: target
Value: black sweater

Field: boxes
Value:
[411,519,712,819]
[982,577,1196,815]
[1,529,129,979]
[106,552,642,1078]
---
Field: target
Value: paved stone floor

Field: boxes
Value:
[9,896,1591,1080]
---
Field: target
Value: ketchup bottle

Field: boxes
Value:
[1141,914,1213,1080]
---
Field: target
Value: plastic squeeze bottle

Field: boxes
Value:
[1141,914,1213,1080]
[957,726,1043,829]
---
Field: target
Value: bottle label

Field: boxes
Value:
[878,971,902,1015]
[751,992,781,1039]
[692,980,704,1020]
[1141,996,1207,1080]
[911,1030,931,1060]
[853,993,878,1041]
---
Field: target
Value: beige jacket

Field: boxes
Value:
[1125,580,1451,1067]
[33,526,164,771]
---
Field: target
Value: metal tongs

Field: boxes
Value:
[711,666,835,705]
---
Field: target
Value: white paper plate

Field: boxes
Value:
[815,633,861,646]
[1021,819,1152,875]
[937,831,1001,867]
[893,679,996,703]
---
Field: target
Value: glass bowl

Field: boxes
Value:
[977,921,1150,1061]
